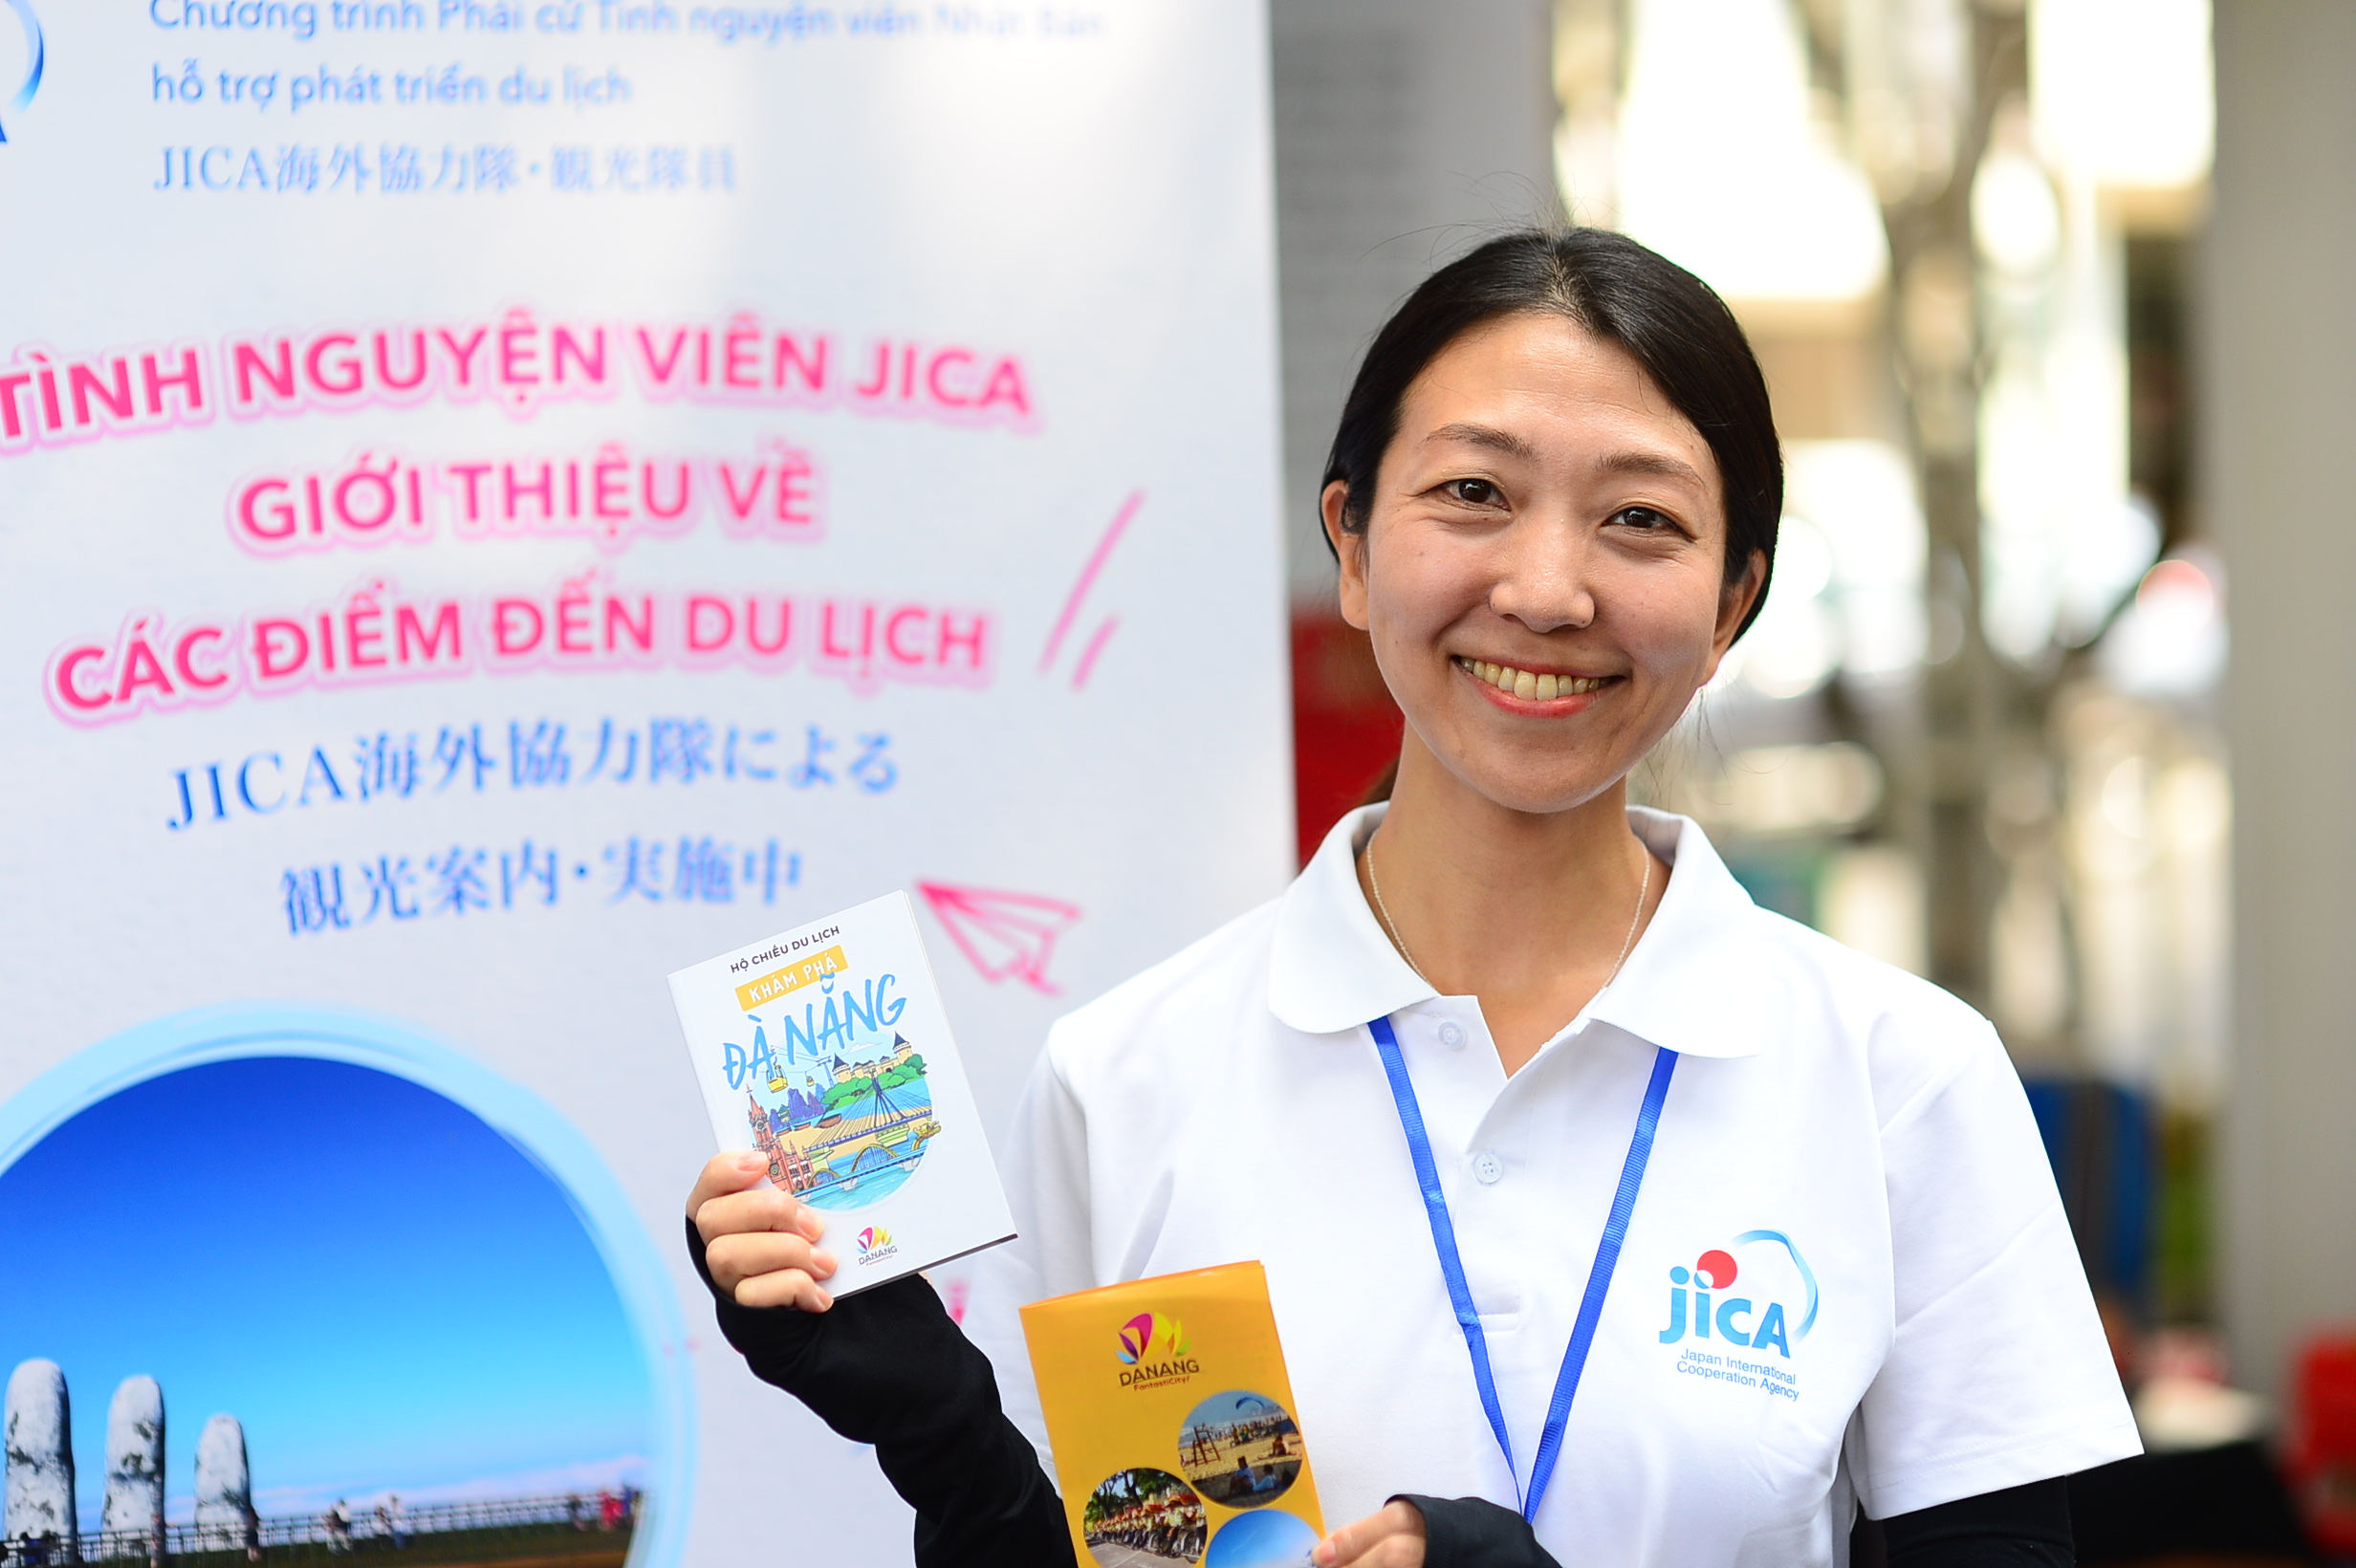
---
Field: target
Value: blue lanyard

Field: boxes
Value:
[1369,1013,1677,1523]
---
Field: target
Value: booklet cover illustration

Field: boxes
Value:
[1023,1262,1324,1567]
[668,890,1014,1294]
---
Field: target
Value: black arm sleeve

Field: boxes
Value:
[684,1217,1075,1568]
[1393,1494,1560,1567]
[1399,1474,2074,1568]
[1859,1476,2075,1568]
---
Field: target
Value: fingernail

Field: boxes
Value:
[734,1154,766,1172]
[814,1290,834,1311]
[812,1249,837,1276]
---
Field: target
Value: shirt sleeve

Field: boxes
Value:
[960,1036,1100,1485]
[1848,1016,2142,1517]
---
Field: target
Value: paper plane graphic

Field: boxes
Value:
[916,882,1083,995]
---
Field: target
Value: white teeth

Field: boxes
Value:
[1457,657,1608,700]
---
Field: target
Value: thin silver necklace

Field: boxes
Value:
[1364,824,1652,992]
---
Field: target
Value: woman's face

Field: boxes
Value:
[1325,312,1764,816]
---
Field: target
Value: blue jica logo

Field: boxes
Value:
[1658,1230,1818,1403]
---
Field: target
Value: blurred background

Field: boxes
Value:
[1275,1,2356,1560]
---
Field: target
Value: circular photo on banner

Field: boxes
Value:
[1177,1389,1304,1509]
[0,1056,658,1564]
[1082,1467,1207,1567]
[1204,1508,1320,1568]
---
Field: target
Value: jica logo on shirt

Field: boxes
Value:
[1114,1311,1200,1391]
[1657,1230,1819,1360]
[854,1226,898,1265]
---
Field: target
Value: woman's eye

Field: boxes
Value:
[1443,478,1504,507]
[1611,505,1675,532]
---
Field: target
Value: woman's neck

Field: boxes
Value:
[1356,732,1668,1075]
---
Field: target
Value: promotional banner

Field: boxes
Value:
[0,5,1289,1563]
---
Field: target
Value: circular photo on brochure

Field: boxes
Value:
[1203,1508,1320,1568]
[1083,1468,1207,1566]
[1177,1388,1306,1508]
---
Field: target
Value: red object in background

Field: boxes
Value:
[1292,611,1403,866]
[2287,1333,2356,1552]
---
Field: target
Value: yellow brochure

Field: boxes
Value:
[1022,1261,1324,1568]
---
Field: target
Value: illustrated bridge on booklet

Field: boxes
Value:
[786,1102,939,1196]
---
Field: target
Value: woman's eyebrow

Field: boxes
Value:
[1594,449,1707,487]
[1423,425,1708,490]
[1424,422,1538,459]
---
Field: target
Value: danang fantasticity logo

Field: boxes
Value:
[0,0,43,144]
[1115,1312,1199,1390]
[1657,1230,1819,1360]
[1117,1311,1187,1365]
[854,1226,898,1266]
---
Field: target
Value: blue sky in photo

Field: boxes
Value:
[0,1057,656,1522]
[1184,1389,1291,1430]
[1204,1508,1320,1568]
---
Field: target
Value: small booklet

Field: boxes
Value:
[1023,1261,1324,1567]
[668,889,1014,1296]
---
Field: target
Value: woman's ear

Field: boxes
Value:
[1322,480,1372,631]
[1708,548,1769,666]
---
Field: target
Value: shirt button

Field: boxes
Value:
[1438,1022,1466,1049]
[1471,1151,1504,1184]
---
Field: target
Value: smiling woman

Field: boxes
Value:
[1313,235,1775,1072]
[1320,230,1780,633]
[682,230,2136,1568]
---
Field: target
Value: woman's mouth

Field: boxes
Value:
[1452,656,1614,702]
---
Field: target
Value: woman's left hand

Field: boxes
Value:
[1313,1501,1427,1566]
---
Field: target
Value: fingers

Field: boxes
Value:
[688,1152,837,1313]
[705,1229,838,1310]
[1313,1502,1426,1568]
[705,1227,836,1287]
[687,1151,772,1218]
[694,1183,824,1248]
[727,1262,832,1312]
[689,1156,825,1246]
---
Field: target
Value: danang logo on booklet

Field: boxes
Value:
[668,889,1014,1296]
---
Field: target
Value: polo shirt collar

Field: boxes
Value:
[1267,802,1776,1060]
[1267,804,1434,1034]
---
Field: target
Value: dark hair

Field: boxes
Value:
[1321,228,1781,641]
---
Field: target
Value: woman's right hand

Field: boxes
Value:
[687,1152,839,1311]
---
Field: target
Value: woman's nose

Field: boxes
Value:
[1489,518,1597,633]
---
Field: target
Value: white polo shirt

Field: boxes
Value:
[963,805,2138,1566]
